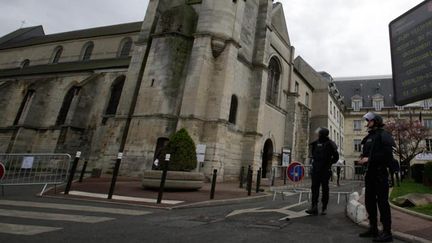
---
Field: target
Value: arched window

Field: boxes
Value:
[118,38,133,57]
[266,57,281,105]
[228,95,238,124]
[56,86,80,125]
[21,59,30,68]
[51,46,63,64]
[81,41,94,61]
[105,76,125,115]
[14,90,35,125]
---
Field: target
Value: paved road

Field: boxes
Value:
[0,185,406,243]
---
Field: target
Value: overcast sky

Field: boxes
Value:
[0,0,423,77]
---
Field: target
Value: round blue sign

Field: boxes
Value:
[287,162,304,182]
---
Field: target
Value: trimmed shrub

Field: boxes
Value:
[424,162,432,187]
[411,164,425,183]
[163,128,197,171]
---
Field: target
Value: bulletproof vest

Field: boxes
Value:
[312,141,330,172]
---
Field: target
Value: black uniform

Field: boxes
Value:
[310,137,339,210]
[361,127,395,234]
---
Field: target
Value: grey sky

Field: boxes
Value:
[0,0,423,77]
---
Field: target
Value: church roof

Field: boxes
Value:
[272,3,290,46]
[0,21,142,50]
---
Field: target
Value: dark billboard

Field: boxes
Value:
[390,0,432,105]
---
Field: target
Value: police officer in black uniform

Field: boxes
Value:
[358,112,395,242]
[306,127,339,215]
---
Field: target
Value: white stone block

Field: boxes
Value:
[349,192,360,202]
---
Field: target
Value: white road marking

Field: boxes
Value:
[0,209,114,223]
[226,201,309,220]
[0,200,151,216]
[66,191,184,205]
[0,223,61,236]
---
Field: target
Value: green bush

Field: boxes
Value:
[424,162,432,187]
[411,164,425,183]
[163,128,197,171]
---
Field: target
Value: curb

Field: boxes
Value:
[390,202,432,222]
[346,191,431,243]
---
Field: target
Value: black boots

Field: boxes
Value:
[305,205,318,215]
[359,227,378,238]
[373,231,393,242]
[321,207,327,215]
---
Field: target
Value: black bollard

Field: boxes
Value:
[239,166,244,188]
[256,168,261,193]
[157,154,170,204]
[283,167,287,185]
[64,151,81,195]
[210,169,217,200]
[78,161,88,183]
[247,166,252,196]
[108,153,123,199]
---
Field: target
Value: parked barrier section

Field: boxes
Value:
[0,153,71,195]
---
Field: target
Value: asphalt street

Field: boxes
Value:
[0,185,406,243]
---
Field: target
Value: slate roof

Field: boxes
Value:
[334,76,395,108]
[0,22,142,50]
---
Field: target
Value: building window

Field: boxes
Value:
[51,46,63,64]
[118,38,133,57]
[21,59,30,68]
[354,139,362,152]
[14,90,35,125]
[423,99,432,110]
[353,120,362,131]
[333,106,336,119]
[81,41,94,61]
[305,92,309,106]
[426,139,432,151]
[294,82,299,93]
[56,86,80,126]
[396,105,404,111]
[373,98,384,111]
[352,99,362,111]
[105,76,125,115]
[330,101,333,115]
[424,119,432,129]
[266,57,281,105]
[228,95,238,124]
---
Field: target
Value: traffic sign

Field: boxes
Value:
[287,162,304,182]
[0,162,5,180]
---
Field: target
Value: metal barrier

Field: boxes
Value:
[272,164,363,204]
[0,153,72,195]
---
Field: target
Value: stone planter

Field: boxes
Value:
[142,170,205,190]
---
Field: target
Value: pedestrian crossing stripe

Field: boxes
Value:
[0,223,61,236]
[0,208,114,223]
[0,200,151,216]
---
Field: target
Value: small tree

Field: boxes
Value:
[386,118,430,177]
[163,128,197,171]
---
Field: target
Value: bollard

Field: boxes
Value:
[271,167,275,186]
[256,168,261,193]
[247,166,252,196]
[108,153,123,199]
[239,166,244,188]
[210,169,217,200]
[64,151,81,195]
[78,161,88,183]
[283,167,287,185]
[157,154,170,204]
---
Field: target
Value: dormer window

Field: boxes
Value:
[372,94,384,111]
[423,99,432,110]
[351,95,362,111]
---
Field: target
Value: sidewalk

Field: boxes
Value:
[350,192,432,242]
[44,176,269,209]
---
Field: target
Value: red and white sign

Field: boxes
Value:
[0,162,5,180]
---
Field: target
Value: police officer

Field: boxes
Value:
[306,127,339,215]
[358,112,395,242]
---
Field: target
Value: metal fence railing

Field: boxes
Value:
[0,153,72,195]
[271,163,363,204]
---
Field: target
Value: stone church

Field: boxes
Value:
[0,0,311,181]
